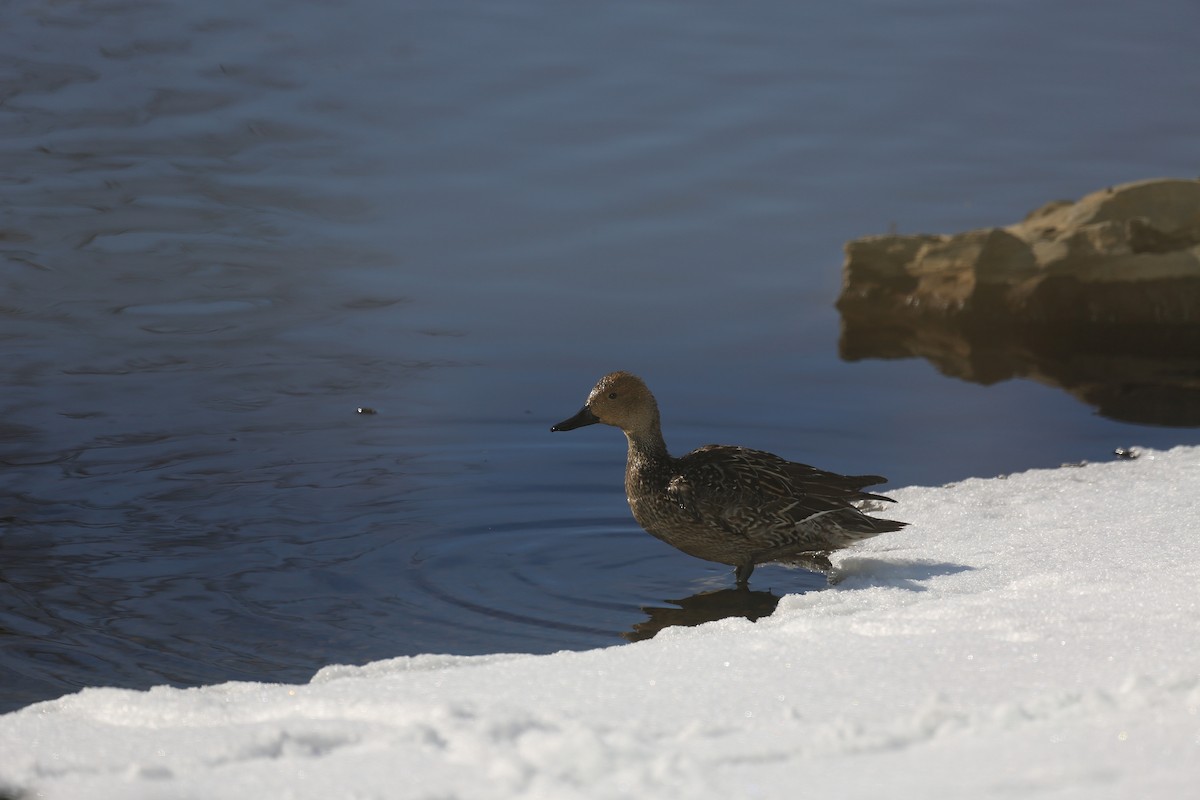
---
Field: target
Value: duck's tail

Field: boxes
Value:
[860,514,908,534]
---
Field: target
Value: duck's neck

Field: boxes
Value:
[623,414,671,473]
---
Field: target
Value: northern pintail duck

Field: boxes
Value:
[552,372,906,586]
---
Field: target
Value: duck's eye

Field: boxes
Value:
[607,392,618,400]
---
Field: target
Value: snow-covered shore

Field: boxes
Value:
[3,447,1198,799]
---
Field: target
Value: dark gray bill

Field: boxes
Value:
[551,406,599,432]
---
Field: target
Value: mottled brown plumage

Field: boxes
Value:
[551,371,906,585]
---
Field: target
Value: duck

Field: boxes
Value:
[551,371,906,586]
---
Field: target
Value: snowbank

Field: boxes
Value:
[2,447,1198,799]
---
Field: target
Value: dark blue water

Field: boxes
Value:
[3,0,1199,712]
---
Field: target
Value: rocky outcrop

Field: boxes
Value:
[838,178,1200,325]
[836,179,1200,426]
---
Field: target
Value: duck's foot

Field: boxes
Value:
[734,563,755,587]
[785,553,833,577]
[769,553,837,584]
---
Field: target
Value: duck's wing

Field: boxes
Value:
[670,445,900,537]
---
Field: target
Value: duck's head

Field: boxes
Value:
[551,371,660,436]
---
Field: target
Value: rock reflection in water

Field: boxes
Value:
[624,588,783,642]
[838,314,1200,427]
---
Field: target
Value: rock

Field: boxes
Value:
[838,177,1200,324]
[836,178,1200,426]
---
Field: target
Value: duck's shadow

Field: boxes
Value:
[833,556,975,590]
[624,558,973,641]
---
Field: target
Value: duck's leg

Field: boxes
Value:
[734,563,755,587]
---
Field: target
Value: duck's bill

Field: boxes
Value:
[551,406,599,432]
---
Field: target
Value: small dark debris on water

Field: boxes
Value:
[1113,447,1139,460]
[356,407,378,415]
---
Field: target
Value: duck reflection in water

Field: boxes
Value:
[624,587,783,642]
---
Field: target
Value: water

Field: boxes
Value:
[3,0,1199,712]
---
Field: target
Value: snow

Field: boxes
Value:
[3,447,1199,799]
